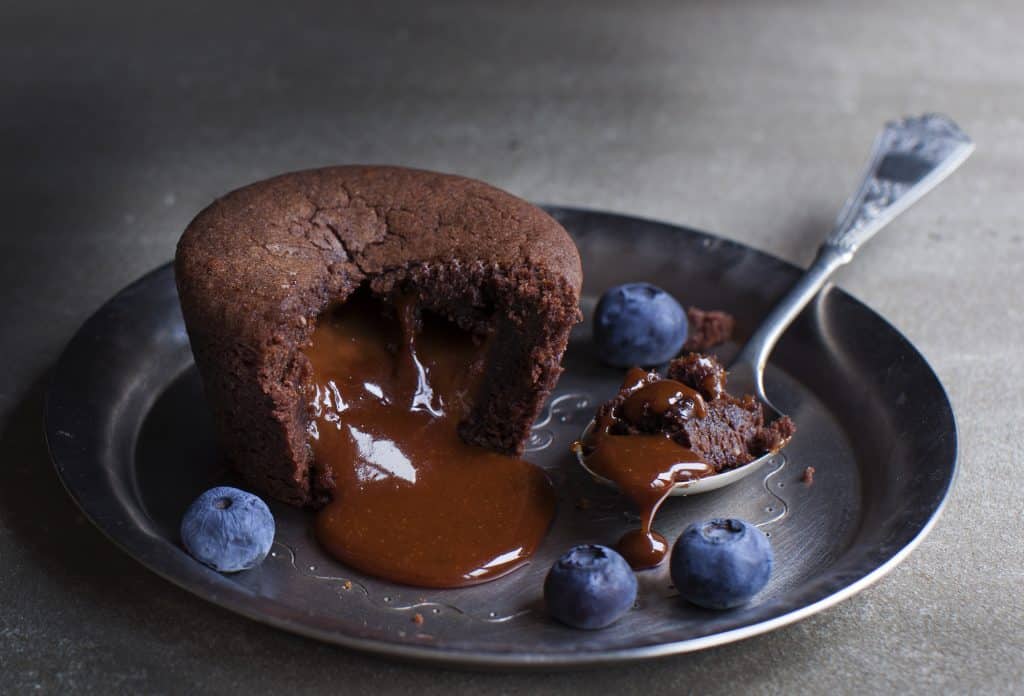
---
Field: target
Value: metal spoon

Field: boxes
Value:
[577,113,974,496]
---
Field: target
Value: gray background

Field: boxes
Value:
[2,0,1021,692]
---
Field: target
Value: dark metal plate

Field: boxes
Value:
[45,207,957,668]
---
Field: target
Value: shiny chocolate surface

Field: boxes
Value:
[305,293,554,588]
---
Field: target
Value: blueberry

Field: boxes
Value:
[544,544,637,629]
[593,283,687,367]
[670,518,773,609]
[180,486,275,573]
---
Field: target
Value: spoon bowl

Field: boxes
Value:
[574,420,780,497]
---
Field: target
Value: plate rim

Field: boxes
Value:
[44,205,959,668]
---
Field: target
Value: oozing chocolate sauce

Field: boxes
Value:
[575,367,714,569]
[304,292,555,588]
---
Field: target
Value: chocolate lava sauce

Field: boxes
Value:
[305,293,555,588]
[575,368,714,569]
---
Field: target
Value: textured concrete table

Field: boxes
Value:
[2,1,1021,692]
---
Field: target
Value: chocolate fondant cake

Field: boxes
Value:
[176,166,582,507]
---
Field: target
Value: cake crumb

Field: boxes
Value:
[576,497,592,510]
[342,580,353,591]
[412,613,424,626]
[802,466,816,485]
[682,307,735,352]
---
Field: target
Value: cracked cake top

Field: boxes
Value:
[176,165,582,350]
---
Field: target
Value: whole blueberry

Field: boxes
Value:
[544,544,637,629]
[180,486,275,573]
[593,283,688,367]
[670,518,773,609]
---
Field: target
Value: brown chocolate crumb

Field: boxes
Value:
[682,307,735,352]
[576,497,592,510]
[342,580,353,591]
[412,613,425,625]
[802,466,816,485]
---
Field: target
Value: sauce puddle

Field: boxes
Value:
[304,292,555,588]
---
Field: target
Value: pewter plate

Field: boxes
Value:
[45,207,957,668]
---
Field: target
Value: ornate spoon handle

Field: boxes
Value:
[826,113,974,259]
[731,114,975,395]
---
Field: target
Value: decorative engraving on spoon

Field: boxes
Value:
[827,114,974,258]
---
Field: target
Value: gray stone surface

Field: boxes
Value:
[1,0,1021,692]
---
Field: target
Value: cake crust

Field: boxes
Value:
[176,166,582,506]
